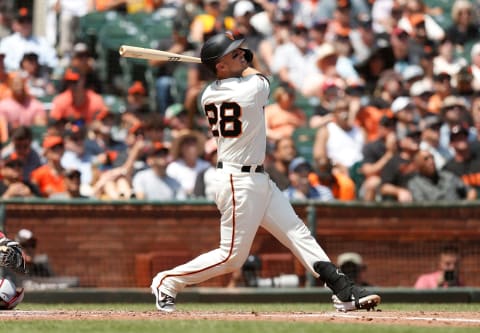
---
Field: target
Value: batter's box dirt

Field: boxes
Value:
[0,310,479,327]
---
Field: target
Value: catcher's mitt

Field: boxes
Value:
[0,238,27,274]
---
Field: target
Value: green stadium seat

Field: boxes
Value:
[102,94,127,114]
[76,11,121,57]
[292,127,318,165]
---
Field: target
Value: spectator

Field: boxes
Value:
[0,50,12,100]
[407,149,476,201]
[445,0,479,53]
[337,252,370,287]
[397,0,445,42]
[67,42,102,94]
[19,52,56,99]
[409,79,435,119]
[432,39,467,84]
[49,67,107,125]
[0,74,47,128]
[414,245,463,289]
[388,27,410,74]
[359,115,397,201]
[0,7,58,72]
[0,154,40,198]
[62,168,89,199]
[163,103,190,143]
[313,98,364,176]
[265,137,297,191]
[283,156,334,201]
[311,158,356,201]
[265,84,307,144]
[401,64,424,94]
[308,79,345,129]
[132,142,186,200]
[379,127,421,202]
[125,80,150,117]
[469,42,480,91]
[166,129,209,197]
[419,115,452,170]
[189,0,234,44]
[428,72,454,115]
[438,96,475,149]
[30,135,67,198]
[443,125,480,197]
[270,24,317,91]
[1,125,43,181]
[193,137,217,200]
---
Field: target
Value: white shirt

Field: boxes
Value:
[201,74,270,166]
[133,168,186,200]
[0,33,59,71]
[166,158,210,196]
[326,122,364,168]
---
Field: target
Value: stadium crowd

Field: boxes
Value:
[1,0,480,202]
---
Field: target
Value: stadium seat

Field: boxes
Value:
[102,94,127,114]
[76,11,121,57]
[292,127,318,165]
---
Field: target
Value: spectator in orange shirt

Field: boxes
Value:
[49,67,107,125]
[309,158,356,201]
[265,84,307,144]
[30,136,67,197]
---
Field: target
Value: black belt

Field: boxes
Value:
[217,161,264,173]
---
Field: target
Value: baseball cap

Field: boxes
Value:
[65,168,81,179]
[233,0,255,17]
[391,96,413,113]
[409,13,425,27]
[128,81,146,95]
[64,67,81,81]
[288,156,312,173]
[450,124,469,140]
[315,43,337,65]
[337,252,363,267]
[15,7,32,22]
[441,95,468,110]
[42,135,64,149]
[337,0,351,10]
[147,141,169,157]
[73,42,89,56]
[201,31,245,69]
[402,65,424,82]
[15,229,37,247]
[409,79,433,97]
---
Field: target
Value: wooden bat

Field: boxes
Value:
[119,45,202,63]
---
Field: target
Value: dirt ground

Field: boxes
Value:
[1,310,479,327]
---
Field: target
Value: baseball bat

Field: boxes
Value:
[119,45,202,63]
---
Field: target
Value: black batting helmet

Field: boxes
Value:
[200,31,244,72]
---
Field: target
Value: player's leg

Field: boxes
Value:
[260,180,380,311]
[152,173,270,311]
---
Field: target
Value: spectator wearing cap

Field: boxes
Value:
[0,153,40,198]
[126,80,149,115]
[264,84,307,144]
[379,125,422,202]
[359,115,397,201]
[438,96,475,149]
[429,73,453,116]
[408,149,476,201]
[370,69,404,110]
[409,79,435,118]
[49,67,107,124]
[388,27,410,73]
[132,142,186,200]
[0,7,58,72]
[390,96,419,140]
[0,73,47,128]
[19,52,56,99]
[313,98,364,176]
[231,1,263,54]
[265,137,297,191]
[193,137,218,200]
[283,156,334,201]
[270,23,318,91]
[1,125,43,182]
[309,157,356,201]
[445,0,480,51]
[62,168,88,199]
[419,115,452,170]
[166,129,210,197]
[68,42,102,94]
[401,64,424,93]
[443,124,480,197]
[30,135,68,197]
[337,252,370,286]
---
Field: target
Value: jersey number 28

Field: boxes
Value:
[205,102,242,137]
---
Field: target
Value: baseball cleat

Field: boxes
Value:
[151,285,176,312]
[332,293,381,312]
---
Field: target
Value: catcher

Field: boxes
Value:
[0,231,27,274]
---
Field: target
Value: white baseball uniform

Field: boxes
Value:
[152,73,330,298]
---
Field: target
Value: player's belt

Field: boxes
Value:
[217,161,264,173]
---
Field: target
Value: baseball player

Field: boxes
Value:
[0,231,27,274]
[151,31,381,313]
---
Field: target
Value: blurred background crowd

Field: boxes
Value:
[1,0,480,203]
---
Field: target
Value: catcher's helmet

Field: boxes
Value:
[0,277,24,310]
[200,31,244,72]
